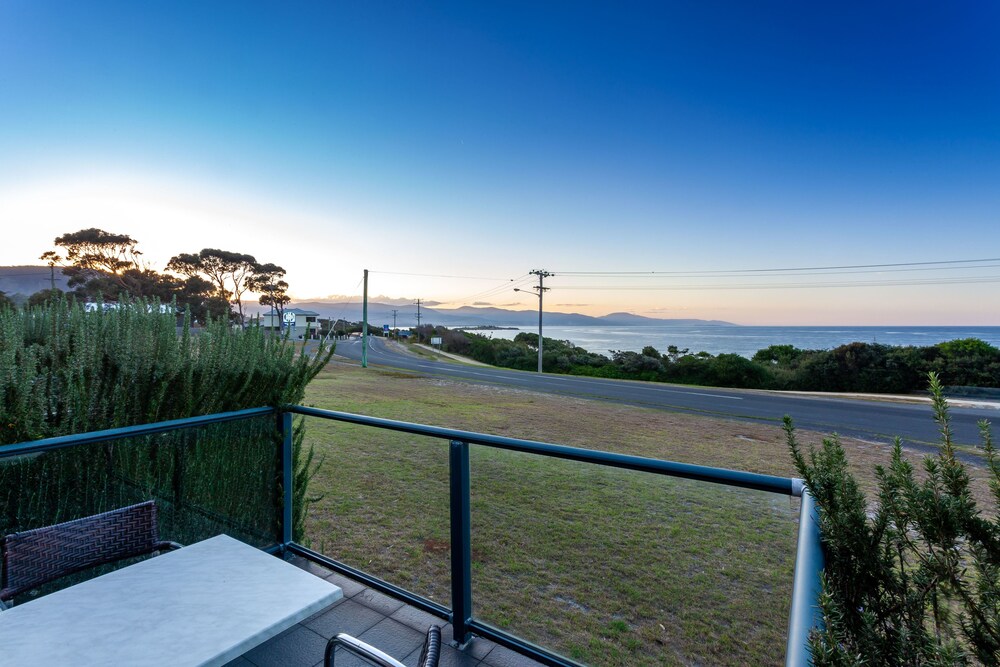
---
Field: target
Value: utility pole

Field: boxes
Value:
[362,269,369,368]
[414,299,422,340]
[391,309,398,338]
[515,269,552,373]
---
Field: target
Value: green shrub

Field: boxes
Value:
[787,372,1000,665]
[0,297,333,545]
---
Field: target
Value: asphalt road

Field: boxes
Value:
[323,336,997,449]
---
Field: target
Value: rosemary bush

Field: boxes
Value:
[787,373,1000,665]
[0,297,332,547]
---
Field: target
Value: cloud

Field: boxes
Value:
[555,303,590,307]
[308,294,445,307]
[472,301,493,306]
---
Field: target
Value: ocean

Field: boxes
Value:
[476,325,1000,359]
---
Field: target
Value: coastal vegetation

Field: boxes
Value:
[425,327,1000,394]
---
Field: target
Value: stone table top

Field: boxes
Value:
[0,533,342,666]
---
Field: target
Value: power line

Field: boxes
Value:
[556,264,1000,280]
[558,275,1000,291]
[439,273,535,308]
[449,275,533,305]
[555,257,1000,277]
[369,270,513,280]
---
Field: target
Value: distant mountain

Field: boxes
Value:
[250,301,734,328]
[0,269,735,328]
[0,265,69,299]
[596,311,733,326]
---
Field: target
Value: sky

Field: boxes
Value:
[1,1,998,325]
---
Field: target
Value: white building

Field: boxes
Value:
[258,308,320,339]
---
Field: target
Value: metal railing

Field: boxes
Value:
[0,406,824,666]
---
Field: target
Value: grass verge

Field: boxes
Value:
[299,365,994,666]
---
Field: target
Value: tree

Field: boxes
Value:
[167,249,259,325]
[0,291,13,310]
[200,249,258,325]
[177,276,228,324]
[43,229,179,301]
[666,345,690,363]
[26,289,66,307]
[165,253,202,280]
[752,344,804,367]
[611,349,665,375]
[51,228,143,296]
[39,251,61,290]
[247,263,290,322]
[933,338,1000,387]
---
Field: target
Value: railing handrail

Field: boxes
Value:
[785,488,824,666]
[0,407,276,458]
[1,404,822,665]
[290,405,799,496]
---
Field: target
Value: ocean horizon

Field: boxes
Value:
[476,325,1000,359]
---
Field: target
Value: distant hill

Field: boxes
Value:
[0,265,69,300]
[250,301,734,328]
[1,268,734,328]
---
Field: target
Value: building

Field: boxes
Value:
[258,308,320,339]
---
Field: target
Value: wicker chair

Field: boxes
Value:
[0,500,181,609]
[325,624,441,667]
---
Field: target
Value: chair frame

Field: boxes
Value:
[325,624,441,667]
[0,500,180,608]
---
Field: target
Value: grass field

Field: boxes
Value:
[297,362,994,666]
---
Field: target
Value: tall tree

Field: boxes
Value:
[178,275,229,324]
[167,249,260,325]
[39,251,61,290]
[248,263,290,323]
[53,228,142,287]
[45,228,168,300]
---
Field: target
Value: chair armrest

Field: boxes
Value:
[324,633,407,667]
[155,541,183,552]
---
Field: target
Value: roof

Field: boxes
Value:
[283,308,320,316]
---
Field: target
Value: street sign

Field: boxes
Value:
[383,324,390,333]
[431,337,443,345]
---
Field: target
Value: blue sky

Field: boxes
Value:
[1,1,998,324]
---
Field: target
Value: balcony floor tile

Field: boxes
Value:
[238,555,549,667]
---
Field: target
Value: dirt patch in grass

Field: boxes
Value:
[299,366,995,666]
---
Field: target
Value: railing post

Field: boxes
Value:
[279,410,294,551]
[786,487,824,666]
[449,439,473,645]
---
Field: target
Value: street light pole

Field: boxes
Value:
[515,269,552,373]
